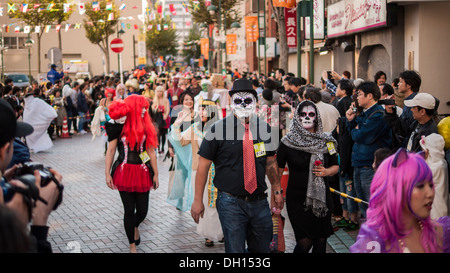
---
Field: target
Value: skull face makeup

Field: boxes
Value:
[299,105,316,130]
[230,92,256,119]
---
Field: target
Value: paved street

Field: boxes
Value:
[30,132,358,253]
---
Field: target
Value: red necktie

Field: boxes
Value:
[243,124,257,194]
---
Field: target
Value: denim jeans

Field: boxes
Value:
[216,191,273,253]
[78,111,86,131]
[353,167,375,218]
[339,175,359,214]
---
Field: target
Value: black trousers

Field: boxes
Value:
[119,191,150,244]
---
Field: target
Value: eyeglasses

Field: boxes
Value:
[233,98,253,105]
[299,112,316,118]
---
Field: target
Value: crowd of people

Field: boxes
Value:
[1,64,450,253]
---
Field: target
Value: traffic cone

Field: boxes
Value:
[60,116,71,138]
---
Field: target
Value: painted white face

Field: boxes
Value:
[299,105,316,129]
[230,92,256,119]
[115,116,127,124]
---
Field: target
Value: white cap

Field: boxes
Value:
[404,93,435,110]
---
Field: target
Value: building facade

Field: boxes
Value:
[288,0,450,115]
[0,0,149,80]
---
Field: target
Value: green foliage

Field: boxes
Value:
[187,0,241,29]
[181,25,201,63]
[8,0,73,37]
[146,16,178,59]
[83,0,120,49]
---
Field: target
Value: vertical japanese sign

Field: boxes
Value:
[226,34,237,54]
[245,16,259,42]
[138,34,146,65]
[200,38,209,60]
[305,0,325,40]
[285,8,297,48]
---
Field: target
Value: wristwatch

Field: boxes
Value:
[274,189,283,195]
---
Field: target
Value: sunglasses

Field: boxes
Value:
[233,98,254,105]
[299,112,316,118]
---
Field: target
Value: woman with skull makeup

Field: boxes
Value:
[104,95,159,253]
[277,100,339,253]
[170,97,223,246]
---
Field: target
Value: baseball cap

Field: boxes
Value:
[0,99,33,145]
[403,92,435,110]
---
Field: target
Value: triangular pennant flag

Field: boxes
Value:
[64,3,71,13]
[56,25,61,32]
[14,26,20,33]
[119,4,125,11]
[0,7,3,16]
[20,4,28,13]
[193,1,200,10]
[74,23,81,29]
[107,13,114,21]
[35,26,41,33]
[78,3,85,15]
[45,25,51,33]
[8,3,16,13]
[47,3,54,11]
[163,24,168,30]
[106,2,112,10]
[157,24,161,31]
[134,24,138,29]
[33,4,41,9]
[24,26,30,33]
[65,24,71,31]
[92,1,99,11]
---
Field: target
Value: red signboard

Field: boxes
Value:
[285,8,297,48]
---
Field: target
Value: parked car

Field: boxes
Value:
[4,73,30,89]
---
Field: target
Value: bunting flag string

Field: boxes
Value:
[2,2,127,13]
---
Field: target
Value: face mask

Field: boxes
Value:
[299,105,316,129]
[230,92,256,119]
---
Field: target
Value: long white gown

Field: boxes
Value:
[23,95,57,153]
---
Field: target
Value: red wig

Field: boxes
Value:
[105,88,116,98]
[109,95,158,150]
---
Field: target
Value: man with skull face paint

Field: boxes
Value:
[191,79,283,253]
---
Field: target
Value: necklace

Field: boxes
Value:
[398,220,429,253]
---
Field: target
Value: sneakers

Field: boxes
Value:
[79,130,87,135]
[344,220,359,231]
[333,218,349,231]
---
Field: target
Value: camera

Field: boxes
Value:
[378,99,396,105]
[1,174,44,221]
[15,162,56,187]
[14,162,64,210]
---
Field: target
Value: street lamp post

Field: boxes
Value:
[0,30,7,82]
[25,33,34,82]
[117,26,125,84]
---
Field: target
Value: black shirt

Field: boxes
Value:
[198,115,277,196]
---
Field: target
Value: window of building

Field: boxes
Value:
[3,36,27,49]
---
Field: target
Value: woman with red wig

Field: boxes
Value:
[104,95,159,253]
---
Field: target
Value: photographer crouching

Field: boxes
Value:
[0,98,63,253]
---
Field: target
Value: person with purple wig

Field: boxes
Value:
[350,148,450,253]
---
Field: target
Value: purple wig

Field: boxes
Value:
[354,149,439,253]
